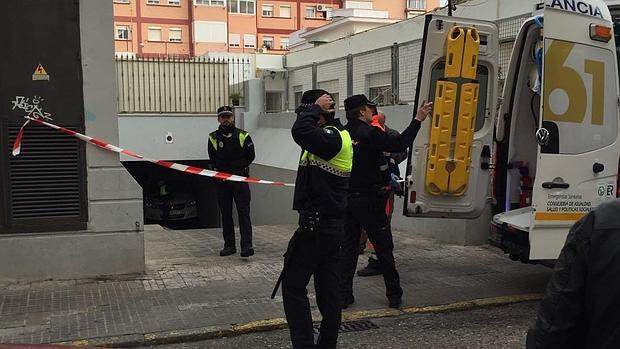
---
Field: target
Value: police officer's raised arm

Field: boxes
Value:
[371,101,433,153]
[291,94,342,161]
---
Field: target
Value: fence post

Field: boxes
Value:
[391,43,399,105]
[346,54,353,97]
[312,62,318,89]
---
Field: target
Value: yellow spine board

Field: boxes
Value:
[461,28,480,80]
[445,27,465,79]
[425,80,458,196]
[449,82,480,196]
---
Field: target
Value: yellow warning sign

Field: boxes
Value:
[32,64,50,81]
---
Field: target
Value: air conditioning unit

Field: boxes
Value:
[317,4,325,11]
[257,47,268,53]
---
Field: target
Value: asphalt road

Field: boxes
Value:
[142,301,540,349]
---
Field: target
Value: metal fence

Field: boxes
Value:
[116,56,251,114]
[286,14,531,110]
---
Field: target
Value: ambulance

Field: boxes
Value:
[404,0,620,264]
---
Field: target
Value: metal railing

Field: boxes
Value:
[116,56,251,114]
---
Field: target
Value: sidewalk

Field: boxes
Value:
[0,225,551,346]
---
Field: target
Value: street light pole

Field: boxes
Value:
[448,0,453,16]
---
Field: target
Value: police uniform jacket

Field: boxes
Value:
[345,118,421,192]
[208,126,255,176]
[527,199,620,349]
[292,104,352,219]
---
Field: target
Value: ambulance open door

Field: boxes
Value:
[404,15,499,219]
[526,4,620,260]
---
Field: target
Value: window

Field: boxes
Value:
[324,7,333,19]
[279,5,291,18]
[306,6,316,18]
[368,86,391,106]
[244,34,256,48]
[266,92,283,113]
[169,28,182,42]
[148,27,162,41]
[294,90,303,107]
[147,0,160,4]
[262,4,273,17]
[229,0,255,14]
[407,0,426,10]
[262,36,274,49]
[114,0,130,3]
[279,37,289,49]
[195,0,224,4]
[168,0,180,5]
[194,21,227,43]
[229,33,241,47]
[116,25,130,40]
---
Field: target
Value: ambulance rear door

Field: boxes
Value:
[404,15,499,218]
[528,0,620,259]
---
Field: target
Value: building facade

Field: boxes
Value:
[113,0,440,57]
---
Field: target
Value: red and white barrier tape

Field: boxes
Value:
[12,117,295,187]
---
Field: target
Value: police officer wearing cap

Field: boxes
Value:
[208,106,256,257]
[274,89,352,349]
[340,94,432,309]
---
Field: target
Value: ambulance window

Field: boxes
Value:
[428,62,489,133]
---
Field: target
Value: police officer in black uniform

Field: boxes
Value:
[276,90,353,349]
[340,95,432,309]
[208,106,256,257]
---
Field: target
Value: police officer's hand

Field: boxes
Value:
[415,100,433,122]
[315,94,335,113]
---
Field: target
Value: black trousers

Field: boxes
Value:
[216,181,252,249]
[340,193,402,301]
[282,217,344,349]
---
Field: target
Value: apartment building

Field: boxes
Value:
[113,0,440,57]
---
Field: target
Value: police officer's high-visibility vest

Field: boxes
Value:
[209,130,248,150]
[299,126,353,177]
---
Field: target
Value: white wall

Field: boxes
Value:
[119,115,219,162]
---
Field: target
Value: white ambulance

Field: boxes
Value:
[404,0,620,265]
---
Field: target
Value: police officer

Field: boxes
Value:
[208,106,256,257]
[340,95,432,309]
[527,199,620,348]
[277,90,352,349]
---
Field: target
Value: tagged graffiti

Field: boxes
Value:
[11,96,53,121]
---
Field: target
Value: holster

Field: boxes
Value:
[298,210,321,237]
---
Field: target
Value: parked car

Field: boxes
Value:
[144,182,198,222]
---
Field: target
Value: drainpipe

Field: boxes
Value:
[188,0,195,57]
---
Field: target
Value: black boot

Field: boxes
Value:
[219,246,237,256]
[240,247,255,257]
[357,257,382,277]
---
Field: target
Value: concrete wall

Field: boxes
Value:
[0,0,145,282]
[119,115,219,162]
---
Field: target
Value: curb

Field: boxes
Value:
[56,294,542,348]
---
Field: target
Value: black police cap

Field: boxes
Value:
[300,89,330,105]
[217,105,234,117]
[344,94,376,112]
